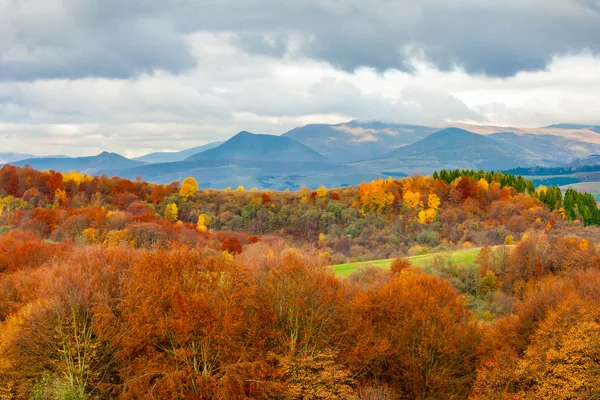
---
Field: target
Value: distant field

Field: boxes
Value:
[333,247,484,277]
[560,181,600,201]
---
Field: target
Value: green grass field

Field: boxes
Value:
[333,247,484,277]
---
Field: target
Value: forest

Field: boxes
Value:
[1,164,600,399]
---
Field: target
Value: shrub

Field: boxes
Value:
[221,237,243,255]
[390,258,412,275]
[417,230,440,247]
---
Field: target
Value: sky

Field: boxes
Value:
[1,0,600,157]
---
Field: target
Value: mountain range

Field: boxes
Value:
[4,120,600,189]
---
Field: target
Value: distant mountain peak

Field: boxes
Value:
[186,131,326,163]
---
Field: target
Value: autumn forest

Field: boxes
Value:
[2,164,600,399]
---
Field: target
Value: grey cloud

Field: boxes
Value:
[0,0,195,81]
[2,0,600,81]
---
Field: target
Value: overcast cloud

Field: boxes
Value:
[1,0,600,156]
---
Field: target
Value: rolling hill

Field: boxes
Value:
[11,152,145,175]
[569,155,600,167]
[489,132,600,165]
[134,141,224,163]
[0,153,70,164]
[0,153,35,164]
[545,123,600,134]
[114,159,382,190]
[282,121,436,162]
[360,127,538,173]
[187,131,327,163]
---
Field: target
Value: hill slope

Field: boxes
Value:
[283,121,436,162]
[489,132,600,165]
[545,123,600,134]
[12,152,144,174]
[360,127,540,173]
[134,141,224,163]
[187,131,327,162]
[0,153,35,164]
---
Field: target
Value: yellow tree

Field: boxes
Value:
[197,214,211,232]
[164,203,178,222]
[316,186,327,198]
[418,208,437,224]
[477,178,490,191]
[359,179,394,213]
[427,193,441,210]
[403,190,422,209]
[179,177,198,200]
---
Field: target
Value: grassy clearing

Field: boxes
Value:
[333,247,483,277]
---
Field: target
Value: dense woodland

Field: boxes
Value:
[1,164,600,399]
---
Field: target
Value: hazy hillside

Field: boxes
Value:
[187,131,327,163]
[358,127,540,173]
[569,154,600,167]
[545,123,600,134]
[134,141,224,163]
[115,159,382,190]
[489,132,600,164]
[283,121,436,162]
[0,153,70,164]
[12,152,144,174]
[8,122,600,190]
[0,153,35,164]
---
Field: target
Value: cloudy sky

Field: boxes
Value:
[1,0,600,157]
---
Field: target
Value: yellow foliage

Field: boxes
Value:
[103,230,129,247]
[222,251,234,261]
[318,233,326,247]
[82,228,100,244]
[403,190,422,209]
[164,203,178,222]
[359,179,394,213]
[225,187,232,192]
[62,170,92,185]
[299,187,310,203]
[536,185,548,195]
[179,177,198,200]
[579,239,589,251]
[418,208,437,224]
[450,177,462,187]
[199,214,211,226]
[236,185,245,192]
[505,235,515,245]
[477,178,489,191]
[54,188,67,201]
[427,193,441,210]
[316,186,327,198]
[197,214,211,232]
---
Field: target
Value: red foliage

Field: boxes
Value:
[248,235,261,244]
[262,191,271,204]
[221,237,243,254]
